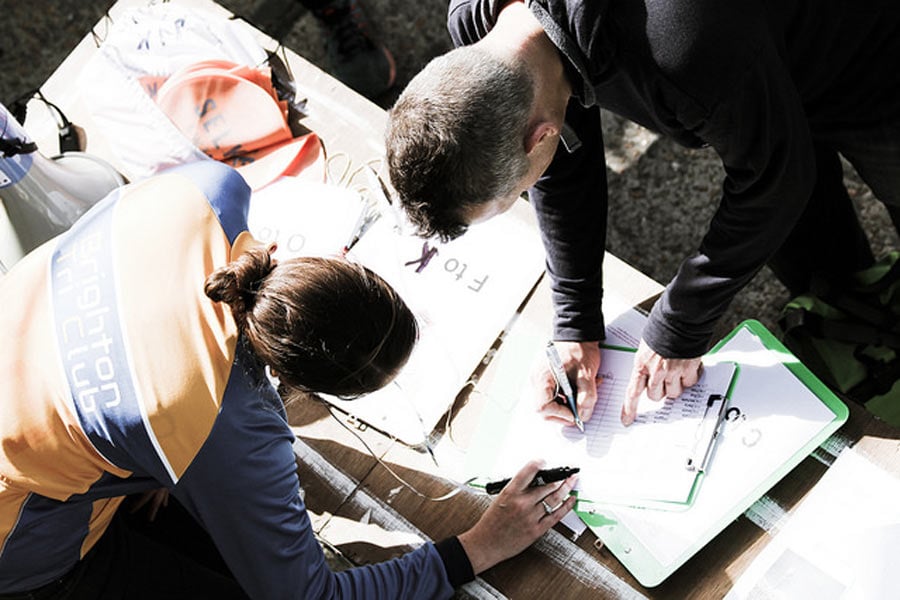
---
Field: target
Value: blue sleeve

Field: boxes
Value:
[173,348,455,600]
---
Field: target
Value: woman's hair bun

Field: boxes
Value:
[204,245,276,323]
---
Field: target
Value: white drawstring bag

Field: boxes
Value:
[78,2,321,188]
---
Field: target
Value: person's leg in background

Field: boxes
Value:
[768,143,875,296]
[250,0,397,99]
[833,120,900,243]
[249,0,396,100]
[248,0,396,100]
[299,0,396,99]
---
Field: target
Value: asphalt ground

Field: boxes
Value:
[2,0,897,343]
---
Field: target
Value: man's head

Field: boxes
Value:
[386,45,535,241]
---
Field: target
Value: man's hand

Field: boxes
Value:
[623,339,702,425]
[531,341,601,426]
[458,460,578,574]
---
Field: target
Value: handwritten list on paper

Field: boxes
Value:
[493,347,737,507]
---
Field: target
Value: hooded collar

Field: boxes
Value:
[527,0,614,107]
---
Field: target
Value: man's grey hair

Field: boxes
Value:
[386,45,534,241]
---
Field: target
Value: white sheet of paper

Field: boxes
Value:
[726,448,900,600]
[602,295,647,349]
[249,177,360,257]
[249,178,546,444]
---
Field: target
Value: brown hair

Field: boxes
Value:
[386,45,533,241]
[205,245,418,398]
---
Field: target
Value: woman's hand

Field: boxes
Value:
[458,460,578,574]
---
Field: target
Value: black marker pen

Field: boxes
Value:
[485,466,580,495]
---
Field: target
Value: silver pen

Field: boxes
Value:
[343,166,388,255]
[545,341,585,432]
[686,394,728,472]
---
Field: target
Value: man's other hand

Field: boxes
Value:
[623,339,701,425]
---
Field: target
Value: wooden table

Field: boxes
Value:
[21,1,900,598]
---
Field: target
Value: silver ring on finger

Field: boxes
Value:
[541,499,554,515]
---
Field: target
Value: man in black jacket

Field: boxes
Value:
[386,0,900,425]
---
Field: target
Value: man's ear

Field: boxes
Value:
[524,121,559,155]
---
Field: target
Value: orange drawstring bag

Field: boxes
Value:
[155,59,324,190]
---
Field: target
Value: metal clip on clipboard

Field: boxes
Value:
[686,393,727,472]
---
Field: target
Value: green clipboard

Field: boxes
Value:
[577,320,849,587]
